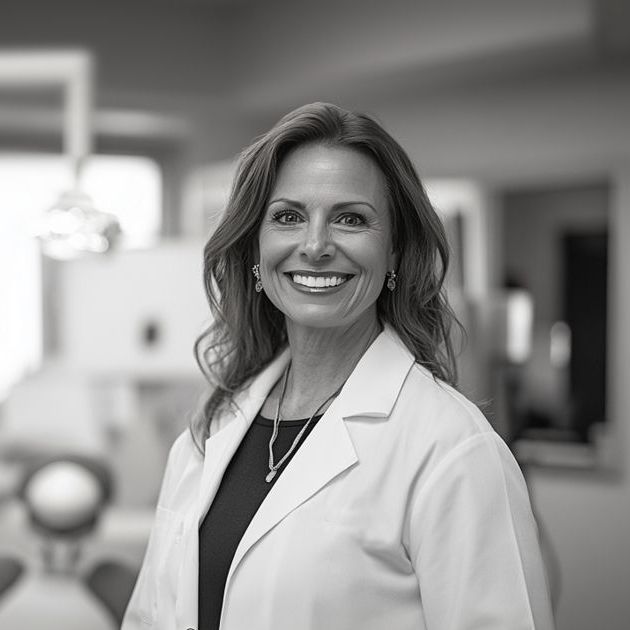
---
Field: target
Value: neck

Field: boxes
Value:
[276,315,382,419]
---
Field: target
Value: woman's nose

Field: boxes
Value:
[299,219,334,260]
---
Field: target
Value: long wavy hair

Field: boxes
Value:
[191,102,460,452]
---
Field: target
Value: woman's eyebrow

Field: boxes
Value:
[268,197,376,212]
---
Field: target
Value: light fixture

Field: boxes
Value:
[37,162,121,260]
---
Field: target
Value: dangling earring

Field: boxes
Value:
[386,270,397,291]
[252,264,263,293]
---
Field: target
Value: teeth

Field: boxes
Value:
[292,274,348,288]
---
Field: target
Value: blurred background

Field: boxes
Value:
[0,0,628,628]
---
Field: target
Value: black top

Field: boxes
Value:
[198,412,322,630]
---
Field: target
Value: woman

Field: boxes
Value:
[122,103,554,630]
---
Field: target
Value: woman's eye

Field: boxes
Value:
[337,213,365,227]
[271,209,302,224]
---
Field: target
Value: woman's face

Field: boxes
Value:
[257,143,397,332]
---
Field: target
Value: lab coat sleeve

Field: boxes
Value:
[121,431,189,629]
[407,431,555,630]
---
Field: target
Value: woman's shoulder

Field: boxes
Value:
[384,363,522,502]
[394,361,497,455]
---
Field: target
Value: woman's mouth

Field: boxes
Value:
[286,272,353,290]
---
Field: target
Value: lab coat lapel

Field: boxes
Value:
[174,412,250,630]
[196,349,292,526]
[173,400,250,630]
[227,401,358,584]
[195,414,248,525]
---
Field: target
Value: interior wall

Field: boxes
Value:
[524,168,630,630]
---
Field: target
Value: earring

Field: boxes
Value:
[386,270,397,291]
[252,264,263,293]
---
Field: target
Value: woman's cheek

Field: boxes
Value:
[340,274,378,318]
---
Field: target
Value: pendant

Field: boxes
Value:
[265,470,277,483]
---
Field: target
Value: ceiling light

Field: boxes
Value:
[37,185,121,260]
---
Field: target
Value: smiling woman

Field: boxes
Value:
[258,143,396,334]
[122,103,555,630]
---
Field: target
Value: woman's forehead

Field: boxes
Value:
[270,143,387,208]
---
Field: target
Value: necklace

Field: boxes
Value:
[266,365,343,483]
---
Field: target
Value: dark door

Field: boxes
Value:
[563,231,608,442]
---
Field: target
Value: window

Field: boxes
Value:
[0,154,162,399]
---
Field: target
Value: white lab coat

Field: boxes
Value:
[122,325,554,630]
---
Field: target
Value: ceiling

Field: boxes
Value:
[0,0,629,147]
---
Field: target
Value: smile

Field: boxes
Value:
[287,272,352,289]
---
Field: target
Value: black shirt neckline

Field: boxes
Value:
[254,413,324,428]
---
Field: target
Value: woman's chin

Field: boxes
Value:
[282,305,376,334]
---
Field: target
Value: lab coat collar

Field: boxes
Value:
[335,323,416,419]
[215,321,415,430]
[236,321,415,421]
